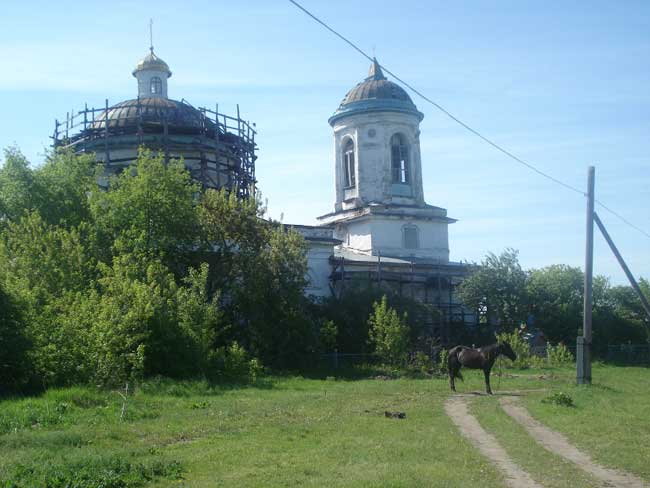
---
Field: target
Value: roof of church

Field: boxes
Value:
[91,97,213,131]
[329,58,422,125]
[132,50,172,78]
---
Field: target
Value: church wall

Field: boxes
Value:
[370,216,449,261]
[304,241,334,298]
[331,110,425,210]
[136,69,168,98]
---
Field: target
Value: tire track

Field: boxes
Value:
[500,397,646,488]
[445,396,542,488]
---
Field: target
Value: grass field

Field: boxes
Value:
[1,364,648,487]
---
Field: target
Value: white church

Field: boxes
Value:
[54,49,475,343]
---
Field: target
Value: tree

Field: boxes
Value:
[0,284,31,393]
[368,296,409,366]
[90,149,200,267]
[0,148,95,229]
[526,265,583,345]
[0,147,36,225]
[458,249,528,329]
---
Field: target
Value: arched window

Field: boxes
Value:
[343,139,356,188]
[150,77,163,94]
[391,133,409,184]
[403,224,419,249]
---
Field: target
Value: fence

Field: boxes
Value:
[606,344,650,365]
[322,344,650,369]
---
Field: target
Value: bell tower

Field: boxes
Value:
[318,59,455,262]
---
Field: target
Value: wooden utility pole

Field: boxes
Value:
[577,166,595,385]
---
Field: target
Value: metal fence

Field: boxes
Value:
[606,344,650,365]
[321,344,650,369]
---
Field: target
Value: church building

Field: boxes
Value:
[52,48,474,343]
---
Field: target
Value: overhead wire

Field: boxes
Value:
[288,0,650,241]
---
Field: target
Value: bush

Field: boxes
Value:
[438,348,449,375]
[546,343,574,367]
[407,351,433,376]
[214,342,262,383]
[496,331,534,369]
[368,296,409,366]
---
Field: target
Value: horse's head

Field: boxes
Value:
[499,341,517,362]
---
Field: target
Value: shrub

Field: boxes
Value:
[407,351,433,376]
[547,343,574,367]
[214,342,262,383]
[368,296,409,366]
[496,331,533,369]
[438,348,449,375]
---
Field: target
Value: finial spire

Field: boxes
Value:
[367,57,386,81]
[149,18,154,54]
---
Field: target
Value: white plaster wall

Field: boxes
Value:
[334,220,372,253]
[339,216,450,262]
[304,242,334,298]
[135,69,168,99]
[331,111,425,211]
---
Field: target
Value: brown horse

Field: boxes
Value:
[447,342,517,394]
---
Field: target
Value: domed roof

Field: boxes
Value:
[329,58,422,125]
[91,97,213,132]
[132,50,172,78]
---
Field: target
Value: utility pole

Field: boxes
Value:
[577,166,594,385]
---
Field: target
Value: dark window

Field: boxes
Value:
[150,77,163,94]
[343,139,356,188]
[403,225,419,249]
[391,133,409,184]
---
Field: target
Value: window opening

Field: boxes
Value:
[343,139,356,188]
[391,134,409,184]
[403,225,419,249]
[150,77,163,94]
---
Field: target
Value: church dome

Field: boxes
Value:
[92,97,213,132]
[132,51,172,78]
[329,58,423,125]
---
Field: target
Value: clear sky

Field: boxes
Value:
[1,0,648,284]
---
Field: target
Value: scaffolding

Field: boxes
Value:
[329,255,476,345]
[52,98,257,199]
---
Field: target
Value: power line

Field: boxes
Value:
[288,0,650,241]
[595,201,650,239]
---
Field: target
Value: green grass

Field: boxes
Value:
[522,364,650,481]
[0,365,648,487]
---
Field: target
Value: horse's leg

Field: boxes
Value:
[449,368,456,392]
[484,368,492,395]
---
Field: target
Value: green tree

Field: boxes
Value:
[527,264,583,345]
[458,249,528,329]
[0,284,31,393]
[0,147,36,225]
[90,149,200,266]
[0,148,95,229]
[198,189,313,368]
[368,296,409,366]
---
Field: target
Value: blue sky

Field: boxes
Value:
[1,0,648,284]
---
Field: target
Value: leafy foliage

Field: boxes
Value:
[368,296,409,366]
[542,391,575,407]
[459,248,528,329]
[0,148,312,391]
[546,343,574,367]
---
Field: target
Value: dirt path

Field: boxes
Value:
[445,396,543,488]
[500,397,646,488]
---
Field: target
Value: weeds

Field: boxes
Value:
[542,391,575,407]
[2,455,183,487]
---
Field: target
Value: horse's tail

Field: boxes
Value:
[447,346,464,381]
